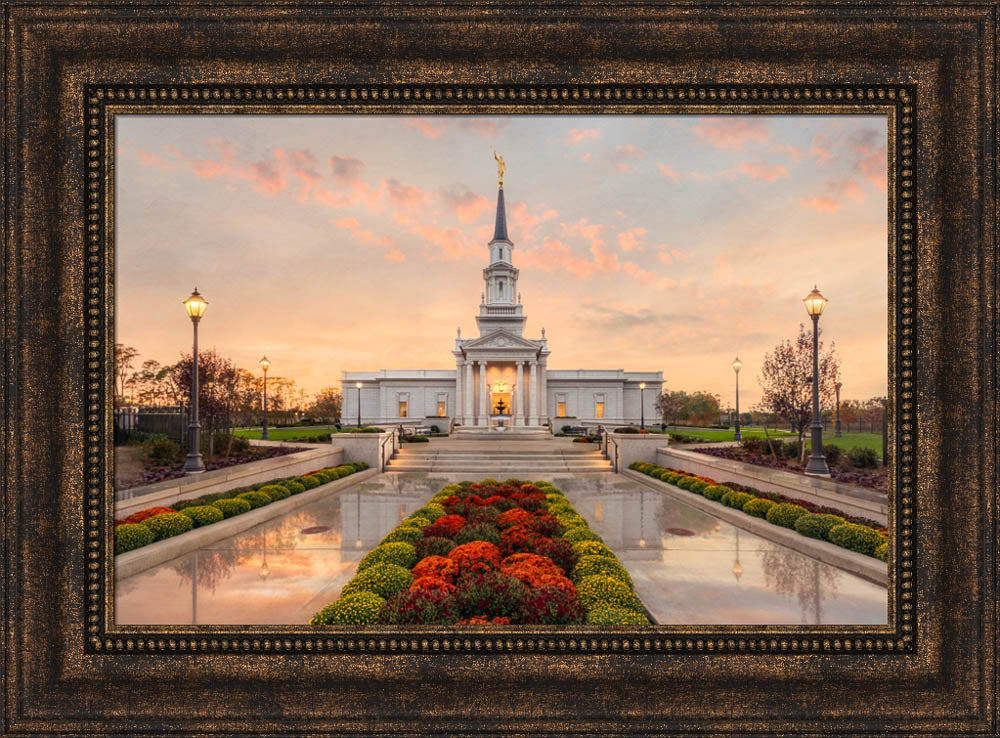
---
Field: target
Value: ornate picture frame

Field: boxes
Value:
[3,3,996,735]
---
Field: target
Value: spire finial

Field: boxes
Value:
[492,146,505,187]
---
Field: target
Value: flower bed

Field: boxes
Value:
[114,462,369,555]
[309,478,650,626]
[629,462,889,561]
[693,445,887,492]
[137,444,312,486]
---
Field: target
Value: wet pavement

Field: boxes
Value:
[115,471,888,625]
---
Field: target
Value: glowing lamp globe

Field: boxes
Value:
[183,288,207,320]
[803,286,828,317]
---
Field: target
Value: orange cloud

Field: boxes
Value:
[799,196,840,212]
[564,128,601,145]
[810,134,834,164]
[622,260,656,286]
[610,144,645,172]
[727,160,789,182]
[135,148,177,173]
[384,249,406,263]
[328,155,364,186]
[444,190,491,223]
[656,162,681,180]
[617,227,647,252]
[656,246,690,264]
[384,178,432,209]
[691,119,770,150]
[848,130,888,192]
[407,119,444,139]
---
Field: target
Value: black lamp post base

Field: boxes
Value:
[183,455,206,475]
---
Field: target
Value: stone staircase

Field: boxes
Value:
[385,447,614,474]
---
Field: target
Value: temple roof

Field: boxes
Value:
[490,186,510,243]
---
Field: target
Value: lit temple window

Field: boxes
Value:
[399,401,407,417]
[557,401,567,417]
[595,401,605,418]
[437,401,446,417]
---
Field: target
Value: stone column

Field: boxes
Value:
[455,359,463,425]
[539,359,548,428]
[529,360,538,426]
[479,360,489,427]
[515,361,524,426]
[465,361,474,423]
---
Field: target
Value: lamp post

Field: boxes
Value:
[732,357,743,441]
[355,381,362,428]
[259,356,270,440]
[803,286,830,477]
[834,381,842,437]
[182,288,207,474]
[639,381,647,429]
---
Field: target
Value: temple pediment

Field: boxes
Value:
[462,329,540,351]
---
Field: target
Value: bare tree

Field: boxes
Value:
[757,324,840,464]
[114,344,140,404]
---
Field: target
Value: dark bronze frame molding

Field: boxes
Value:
[3,4,997,736]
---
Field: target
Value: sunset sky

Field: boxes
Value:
[116,114,888,408]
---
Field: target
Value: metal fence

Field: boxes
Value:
[115,406,188,444]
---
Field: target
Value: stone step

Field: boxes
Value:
[396,452,604,460]
[385,465,612,473]
[386,462,613,472]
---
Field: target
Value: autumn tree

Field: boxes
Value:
[655,389,721,426]
[655,390,686,426]
[757,323,840,463]
[309,387,342,421]
[170,349,250,456]
[114,344,140,404]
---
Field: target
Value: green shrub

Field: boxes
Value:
[406,516,431,529]
[211,497,251,518]
[142,512,194,541]
[381,525,424,545]
[703,485,729,502]
[822,444,842,464]
[743,497,776,518]
[585,604,649,625]
[827,523,885,557]
[782,440,802,459]
[235,490,272,509]
[722,491,754,510]
[410,504,446,523]
[794,513,847,540]
[358,542,418,572]
[572,540,615,559]
[577,575,644,612]
[146,437,179,462]
[313,471,334,484]
[765,502,810,529]
[563,527,602,544]
[556,513,587,529]
[280,480,306,496]
[571,555,632,588]
[179,504,224,528]
[674,476,694,490]
[690,480,710,495]
[342,562,414,600]
[848,446,879,469]
[257,484,290,502]
[309,592,385,625]
[115,523,154,554]
[874,540,889,562]
[299,475,321,490]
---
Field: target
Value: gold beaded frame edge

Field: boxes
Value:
[86,84,912,657]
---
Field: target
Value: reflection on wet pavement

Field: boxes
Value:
[115,472,888,625]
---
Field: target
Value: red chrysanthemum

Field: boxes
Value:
[410,576,457,595]
[497,508,533,529]
[500,553,563,576]
[447,541,502,571]
[122,506,177,525]
[456,615,511,625]
[411,555,458,582]
[423,514,466,538]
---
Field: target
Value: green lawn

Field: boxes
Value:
[668,427,796,442]
[805,432,886,459]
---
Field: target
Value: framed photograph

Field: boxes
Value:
[3,3,996,736]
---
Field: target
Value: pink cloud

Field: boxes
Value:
[384,249,406,263]
[329,155,364,186]
[444,190,491,223]
[691,119,770,150]
[833,178,866,203]
[712,255,733,283]
[810,134,834,164]
[771,143,805,160]
[507,201,557,244]
[848,130,888,192]
[564,128,601,145]
[560,218,606,252]
[135,148,177,173]
[247,160,285,194]
[617,227,647,252]
[799,196,840,213]
[622,260,656,286]
[384,178,432,209]
[275,149,322,203]
[656,163,681,181]
[656,246,690,264]
[407,119,444,139]
[610,144,645,172]
[726,160,789,182]
[410,223,475,260]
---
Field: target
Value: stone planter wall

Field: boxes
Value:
[605,432,669,471]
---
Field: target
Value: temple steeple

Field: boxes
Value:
[490,186,510,244]
[476,160,526,336]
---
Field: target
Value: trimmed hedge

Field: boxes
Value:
[143,512,194,541]
[309,592,385,625]
[179,504,224,528]
[703,485,730,502]
[258,484,291,502]
[765,503,810,529]
[358,542,418,572]
[794,513,847,540]
[236,490,273,509]
[115,523,154,554]
[571,555,633,588]
[743,497,776,518]
[827,523,885,556]
[211,497,251,518]
[342,562,414,600]
[381,525,424,545]
[577,575,644,614]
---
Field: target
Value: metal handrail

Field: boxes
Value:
[380,427,400,472]
[599,426,619,472]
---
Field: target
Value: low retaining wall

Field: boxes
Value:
[624,469,888,587]
[116,445,345,518]
[116,468,378,579]
[605,432,668,471]
[656,446,887,525]
[333,431,398,472]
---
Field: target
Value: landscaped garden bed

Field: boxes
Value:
[629,462,888,561]
[114,462,369,555]
[693,438,887,492]
[309,478,650,626]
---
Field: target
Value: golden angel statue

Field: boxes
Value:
[491,146,505,187]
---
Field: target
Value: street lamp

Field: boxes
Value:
[259,356,270,440]
[355,381,362,428]
[182,288,207,474]
[732,357,743,441]
[834,381,842,437]
[803,285,830,477]
[639,381,647,429]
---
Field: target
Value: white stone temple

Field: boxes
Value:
[342,165,663,434]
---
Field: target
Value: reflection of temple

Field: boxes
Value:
[343,168,662,431]
[561,480,665,561]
